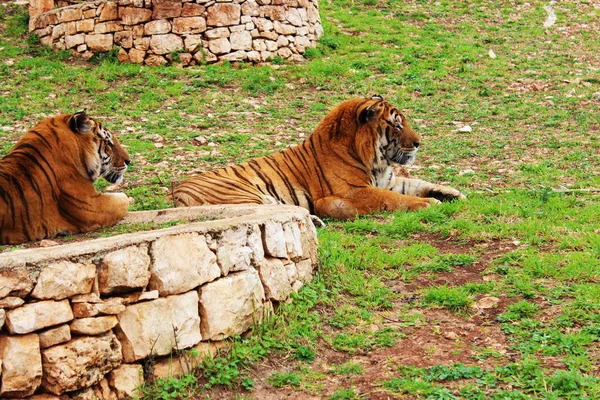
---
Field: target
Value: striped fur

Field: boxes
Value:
[173,96,465,219]
[0,112,130,245]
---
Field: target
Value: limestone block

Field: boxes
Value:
[132,24,145,39]
[144,19,172,35]
[149,34,184,55]
[295,258,313,282]
[115,31,134,48]
[108,364,143,399]
[241,0,259,16]
[114,290,159,305]
[178,52,193,65]
[217,226,253,275]
[91,379,117,400]
[39,324,71,349]
[258,257,292,301]
[292,280,303,293]
[247,224,265,265]
[70,316,118,335]
[60,7,82,22]
[153,0,182,19]
[276,34,288,47]
[199,269,265,340]
[262,5,286,20]
[64,33,85,49]
[205,27,230,39]
[184,34,202,51]
[31,261,95,300]
[95,21,123,34]
[230,24,246,32]
[76,19,95,33]
[283,222,303,259]
[129,48,146,63]
[29,0,55,17]
[71,293,101,303]
[115,291,201,362]
[0,334,42,397]
[41,333,122,395]
[145,54,169,66]
[261,31,279,40]
[182,3,205,17]
[5,299,73,334]
[67,22,77,35]
[98,245,151,295]
[0,296,24,309]
[308,4,320,24]
[247,50,261,62]
[296,35,311,49]
[119,7,152,25]
[0,309,4,330]
[254,17,273,31]
[263,221,287,258]
[73,298,126,318]
[99,2,118,21]
[208,37,231,55]
[86,34,114,52]
[172,17,207,34]
[152,341,229,378]
[51,23,66,40]
[77,44,88,52]
[285,260,298,283]
[286,8,302,26]
[32,12,59,30]
[33,26,52,38]
[220,50,248,61]
[133,36,150,50]
[149,233,220,295]
[230,30,252,50]
[260,50,275,61]
[253,38,266,51]
[274,20,296,35]
[193,49,217,63]
[207,3,241,26]
[297,26,309,36]
[83,9,96,18]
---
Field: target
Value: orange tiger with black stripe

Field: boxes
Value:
[0,112,130,245]
[173,96,465,220]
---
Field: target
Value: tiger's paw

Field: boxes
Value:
[310,215,326,228]
[428,186,466,202]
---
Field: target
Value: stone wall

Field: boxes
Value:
[28,0,323,65]
[0,204,318,399]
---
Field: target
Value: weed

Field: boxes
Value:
[422,285,474,313]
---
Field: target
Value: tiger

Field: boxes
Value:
[0,111,131,245]
[172,95,466,220]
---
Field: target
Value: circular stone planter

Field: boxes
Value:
[0,204,318,398]
[28,0,324,65]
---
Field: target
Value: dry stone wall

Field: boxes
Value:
[28,0,324,65]
[0,204,318,399]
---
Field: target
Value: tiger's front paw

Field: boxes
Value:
[406,197,438,211]
[428,186,466,202]
[109,192,130,215]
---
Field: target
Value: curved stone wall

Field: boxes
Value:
[0,204,318,399]
[28,0,323,65]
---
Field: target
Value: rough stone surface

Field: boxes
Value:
[99,2,118,21]
[150,34,184,55]
[0,296,24,309]
[230,30,252,50]
[199,269,266,340]
[295,258,313,283]
[284,222,303,259]
[0,309,4,330]
[172,16,207,34]
[144,19,171,35]
[41,333,122,395]
[216,226,253,275]
[0,334,42,397]
[86,33,114,51]
[0,269,33,298]
[115,291,201,362]
[247,224,265,265]
[31,261,95,300]
[152,0,182,19]
[99,245,151,294]
[5,299,73,334]
[119,7,152,25]
[73,298,126,317]
[258,257,292,301]
[108,364,143,399]
[70,316,119,335]
[207,3,241,26]
[263,221,288,258]
[208,37,231,54]
[150,233,220,295]
[39,324,72,349]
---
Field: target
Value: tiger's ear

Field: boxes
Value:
[69,111,94,134]
[358,102,381,124]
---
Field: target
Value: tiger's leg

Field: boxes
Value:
[389,176,466,202]
[59,192,130,232]
[314,188,438,220]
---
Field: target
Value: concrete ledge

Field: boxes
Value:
[0,205,319,399]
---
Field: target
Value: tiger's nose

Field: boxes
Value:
[414,142,420,148]
[125,158,131,166]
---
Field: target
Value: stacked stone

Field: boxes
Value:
[28,0,324,66]
[0,206,318,399]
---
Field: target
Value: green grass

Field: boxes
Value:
[2,0,600,398]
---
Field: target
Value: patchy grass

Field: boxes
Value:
[1,0,600,398]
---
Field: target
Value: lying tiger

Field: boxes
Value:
[173,96,465,220]
[0,112,130,245]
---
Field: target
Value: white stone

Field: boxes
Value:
[204,27,230,39]
[285,260,298,283]
[254,17,273,31]
[230,30,252,50]
[291,280,304,293]
[31,261,95,300]
[252,39,267,51]
[115,291,202,362]
[263,221,287,258]
[295,259,313,283]
[39,324,71,349]
[184,34,203,51]
[108,364,143,399]
[65,34,85,49]
[115,290,160,305]
[265,39,278,52]
[258,257,292,301]
[208,37,231,54]
[284,222,304,259]
[5,299,73,334]
[0,296,24,309]
[276,35,289,47]
[149,233,220,296]
[144,19,171,35]
[217,226,253,275]
[247,224,265,265]
[41,333,122,395]
[277,46,293,58]
[241,0,259,16]
[70,316,118,335]
[247,50,261,62]
[149,34,184,55]
[220,50,248,61]
[172,16,207,34]
[286,8,302,26]
[199,269,266,340]
[99,245,151,294]
[0,268,33,298]
[0,334,42,397]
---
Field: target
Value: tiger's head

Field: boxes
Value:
[68,111,130,184]
[356,95,420,166]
